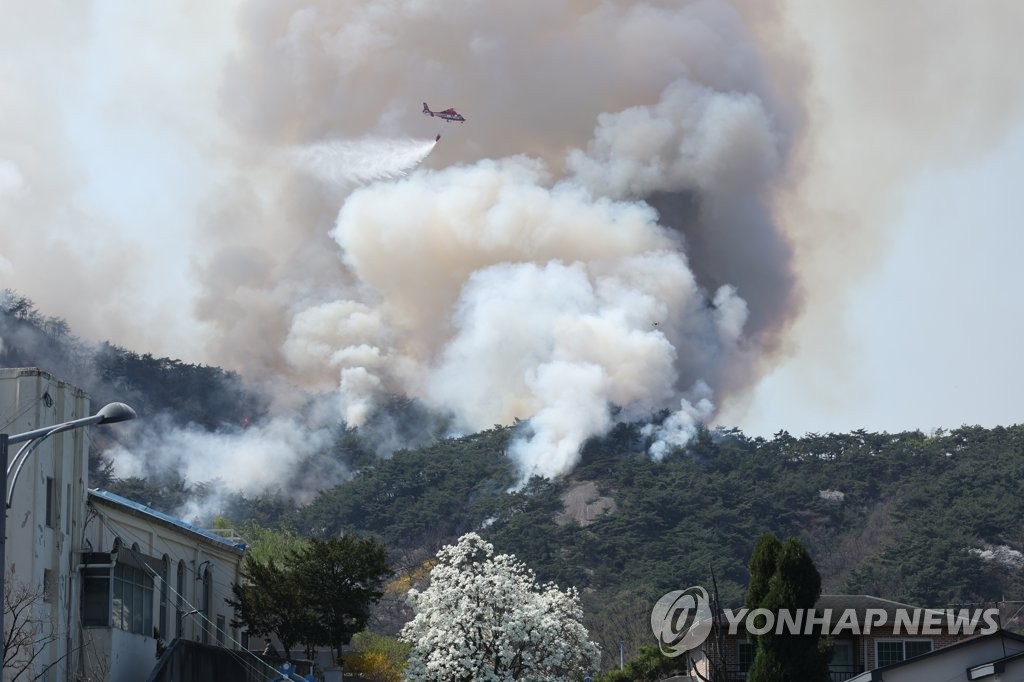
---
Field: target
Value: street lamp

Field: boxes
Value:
[0,401,136,667]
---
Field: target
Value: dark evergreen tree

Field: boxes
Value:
[746,534,781,609]
[745,534,831,682]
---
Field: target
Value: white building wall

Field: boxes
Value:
[885,637,1024,680]
[1,367,247,682]
[850,636,1024,681]
[0,368,91,682]
[81,492,246,682]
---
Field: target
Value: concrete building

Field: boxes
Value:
[848,629,1024,682]
[0,367,91,681]
[77,489,247,681]
[0,368,254,681]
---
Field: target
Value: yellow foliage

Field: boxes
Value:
[384,559,437,596]
[342,651,404,682]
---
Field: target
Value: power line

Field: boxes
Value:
[0,393,48,433]
[84,501,243,594]
[88,511,282,679]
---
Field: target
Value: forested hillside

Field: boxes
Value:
[4,290,1023,663]
[0,290,266,429]
[286,421,1024,644]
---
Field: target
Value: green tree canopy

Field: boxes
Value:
[238,521,310,565]
[596,645,684,682]
[295,537,391,658]
[341,631,410,682]
[745,533,831,682]
[227,534,391,659]
[227,556,311,658]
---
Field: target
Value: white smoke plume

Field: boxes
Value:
[4,0,796,488]
[643,381,716,461]
[106,403,343,514]
[9,1,1023,493]
[288,133,762,478]
[260,0,790,480]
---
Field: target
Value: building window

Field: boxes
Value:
[830,641,856,677]
[202,567,212,644]
[82,567,111,627]
[159,555,170,639]
[42,569,54,602]
[112,563,154,636]
[45,477,54,528]
[877,640,933,666]
[216,615,226,646]
[904,640,933,659]
[176,561,186,638]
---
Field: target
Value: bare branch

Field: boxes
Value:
[4,572,60,681]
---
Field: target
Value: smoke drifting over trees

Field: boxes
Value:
[222,0,800,481]
[5,1,1024,492]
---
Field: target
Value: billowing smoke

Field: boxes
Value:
[301,150,762,478]
[12,2,1023,493]
[2,0,800,488]
[643,381,715,461]
[270,1,792,480]
[107,410,340,507]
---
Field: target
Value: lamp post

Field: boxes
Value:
[0,401,136,668]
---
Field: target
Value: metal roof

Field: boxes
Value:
[848,629,1024,681]
[89,488,247,554]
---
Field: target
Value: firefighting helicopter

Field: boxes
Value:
[422,102,466,122]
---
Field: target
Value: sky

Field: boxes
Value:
[732,124,1024,435]
[2,1,1023,488]
[720,1,1024,435]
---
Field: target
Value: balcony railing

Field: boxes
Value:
[721,664,863,682]
[146,638,317,682]
[827,666,864,682]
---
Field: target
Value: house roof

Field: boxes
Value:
[816,594,944,619]
[848,629,1024,681]
[967,648,1024,679]
[89,488,247,555]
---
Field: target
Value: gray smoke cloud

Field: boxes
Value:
[107,410,340,505]
[8,1,1023,491]
[2,0,798,486]
[258,0,795,480]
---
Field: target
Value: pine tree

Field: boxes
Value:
[745,534,831,682]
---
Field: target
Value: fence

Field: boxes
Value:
[146,638,317,682]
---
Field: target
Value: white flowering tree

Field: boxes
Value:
[400,533,600,682]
